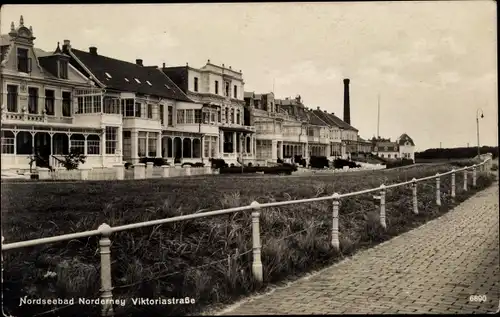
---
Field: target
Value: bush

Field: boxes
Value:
[386,158,414,169]
[210,158,228,169]
[182,162,193,167]
[220,166,257,174]
[124,162,132,169]
[139,157,168,166]
[277,158,284,164]
[294,155,307,167]
[309,156,329,169]
[193,162,205,167]
[61,150,87,170]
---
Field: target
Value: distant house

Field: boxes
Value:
[371,133,416,161]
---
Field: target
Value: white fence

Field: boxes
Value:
[1,155,494,317]
[37,163,214,181]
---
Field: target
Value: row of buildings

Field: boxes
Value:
[0,16,415,171]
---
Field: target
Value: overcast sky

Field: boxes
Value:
[2,2,497,151]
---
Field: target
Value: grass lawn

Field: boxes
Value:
[1,162,495,317]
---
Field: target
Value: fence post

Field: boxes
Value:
[98,223,114,316]
[250,201,263,283]
[463,168,468,191]
[411,178,418,214]
[451,169,456,201]
[435,173,441,206]
[114,164,124,180]
[184,165,192,176]
[146,162,154,179]
[133,163,146,180]
[379,184,387,229]
[161,165,170,178]
[37,167,51,180]
[472,164,477,187]
[331,193,340,251]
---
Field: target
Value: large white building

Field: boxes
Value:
[1,16,392,172]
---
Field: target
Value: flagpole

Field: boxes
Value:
[377,94,380,138]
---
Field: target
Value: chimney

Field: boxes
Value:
[89,46,97,55]
[162,62,165,68]
[343,78,351,125]
[317,106,320,110]
[62,39,71,52]
[136,59,143,66]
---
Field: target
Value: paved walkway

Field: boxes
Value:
[217,184,499,315]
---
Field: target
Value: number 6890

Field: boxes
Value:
[469,295,487,302]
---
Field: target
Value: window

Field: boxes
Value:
[225,108,229,123]
[195,109,202,124]
[160,104,164,124]
[211,136,217,157]
[70,134,85,154]
[217,108,221,122]
[167,105,173,126]
[230,108,234,124]
[204,138,210,157]
[17,48,30,73]
[121,99,134,117]
[134,78,141,84]
[236,110,240,125]
[210,110,216,123]
[148,132,157,157]
[103,97,120,114]
[28,87,38,114]
[194,77,198,92]
[202,110,209,124]
[225,82,229,97]
[185,109,194,124]
[146,80,152,86]
[138,131,147,157]
[62,92,71,116]
[105,126,118,154]
[177,109,185,124]
[1,131,15,154]
[44,90,55,115]
[147,104,153,119]
[59,60,68,79]
[215,81,219,94]
[234,85,238,98]
[105,72,112,79]
[135,102,141,117]
[87,135,100,154]
[7,85,18,112]
[93,96,102,113]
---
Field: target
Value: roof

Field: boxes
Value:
[244,91,254,98]
[398,133,415,146]
[309,109,332,126]
[70,48,192,102]
[34,47,51,57]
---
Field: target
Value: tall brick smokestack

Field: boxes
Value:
[343,78,351,125]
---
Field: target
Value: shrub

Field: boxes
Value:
[309,156,329,169]
[139,157,168,166]
[182,162,193,167]
[61,150,86,170]
[294,155,307,167]
[192,162,205,167]
[220,166,257,174]
[386,158,414,169]
[247,162,253,167]
[277,158,284,164]
[124,162,132,169]
[210,158,227,169]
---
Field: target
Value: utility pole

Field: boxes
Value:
[377,94,380,138]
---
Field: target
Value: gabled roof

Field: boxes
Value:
[70,48,192,102]
[309,109,331,126]
[398,133,415,146]
[325,112,358,131]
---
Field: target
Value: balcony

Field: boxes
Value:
[2,111,73,125]
[220,122,256,132]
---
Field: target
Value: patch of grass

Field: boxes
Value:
[1,164,495,317]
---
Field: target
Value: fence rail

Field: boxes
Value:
[1,154,494,316]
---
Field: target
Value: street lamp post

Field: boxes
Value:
[476,108,484,158]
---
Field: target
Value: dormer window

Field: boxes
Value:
[17,48,31,73]
[105,72,112,79]
[59,60,68,79]
[124,78,129,82]
[146,80,152,86]
[135,78,141,84]
[164,84,170,89]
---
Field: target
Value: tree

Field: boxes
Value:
[61,149,86,170]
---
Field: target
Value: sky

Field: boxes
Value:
[1,2,497,151]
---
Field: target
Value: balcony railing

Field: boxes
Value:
[2,110,73,124]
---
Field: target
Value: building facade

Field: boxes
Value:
[1,17,113,170]
[371,133,416,161]
[162,61,255,166]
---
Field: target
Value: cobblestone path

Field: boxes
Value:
[217,184,499,315]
